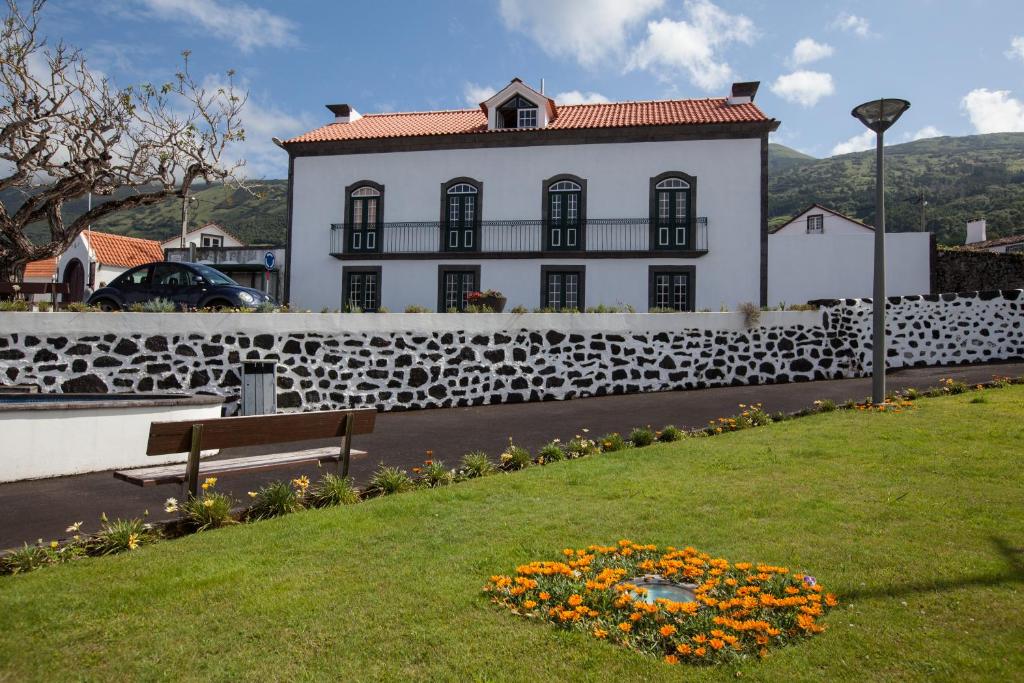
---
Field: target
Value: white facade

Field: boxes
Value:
[289,138,764,311]
[160,222,245,250]
[58,232,126,297]
[772,204,873,236]
[768,233,932,304]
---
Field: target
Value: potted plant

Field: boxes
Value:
[466,289,507,312]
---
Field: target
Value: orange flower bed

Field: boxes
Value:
[484,540,837,665]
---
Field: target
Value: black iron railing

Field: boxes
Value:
[329,218,709,257]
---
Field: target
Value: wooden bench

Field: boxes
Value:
[114,409,376,498]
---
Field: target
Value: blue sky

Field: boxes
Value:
[47,0,1024,177]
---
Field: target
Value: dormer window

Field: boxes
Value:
[497,95,539,129]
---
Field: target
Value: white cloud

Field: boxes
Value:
[1007,36,1024,62]
[831,130,875,156]
[961,88,1024,133]
[132,0,297,52]
[770,70,835,107]
[462,82,497,107]
[906,125,944,141]
[831,13,872,38]
[553,90,610,105]
[790,37,833,66]
[627,0,756,91]
[499,0,663,67]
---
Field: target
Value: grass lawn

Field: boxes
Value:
[1,388,1022,681]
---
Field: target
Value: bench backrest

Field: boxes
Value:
[0,282,70,295]
[146,409,376,455]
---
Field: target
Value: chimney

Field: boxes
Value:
[728,81,759,105]
[326,104,361,124]
[965,218,987,245]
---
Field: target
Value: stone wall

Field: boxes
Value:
[1,293,1022,413]
[934,248,1024,293]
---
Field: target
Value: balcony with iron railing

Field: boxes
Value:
[329,218,709,259]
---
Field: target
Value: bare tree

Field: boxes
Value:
[0,0,247,279]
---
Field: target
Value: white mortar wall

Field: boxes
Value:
[290,138,762,311]
[768,233,931,304]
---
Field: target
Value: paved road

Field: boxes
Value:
[2,361,1021,550]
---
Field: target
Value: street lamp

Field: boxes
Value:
[851,98,910,405]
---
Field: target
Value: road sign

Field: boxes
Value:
[264,251,276,270]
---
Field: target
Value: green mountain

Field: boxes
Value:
[12,133,1024,250]
[768,134,1024,244]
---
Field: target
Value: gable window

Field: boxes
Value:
[649,266,695,312]
[543,175,586,251]
[806,214,824,234]
[342,267,381,312]
[650,173,695,250]
[541,266,584,311]
[441,178,481,252]
[345,181,384,253]
[438,266,480,312]
[201,234,223,247]
[497,95,538,129]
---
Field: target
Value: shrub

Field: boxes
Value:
[404,305,431,313]
[585,304,635,313]
[460,451,495,478]
[419,459,453,487]
[1,543,51,574]
[509,304,529,314]
[902,387,920,400]
[969,395,988,404]
[940,378,968,395]
[140,298,177,312]
[308,474,361,507]
[657,425,685,442]
[598,432,628,452]
[500,440,532,471]
[786,303,819,311]
[247,480,304,519]
[0,299,30,311]
[174,480,236,531]
[368,465,414,496]
[565,434,599,459]
[89,516,156,555]
[254,301,277,313]
[813,399,837,413]
[648,306,681,313]
[36,301,52,312]
[65,302,98,312]
[628,426,656,447]
[537,441,567,463]
[738,301,761,328]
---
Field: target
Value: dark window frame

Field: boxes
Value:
[806,213,824,234]
[649,171,696,251]
[496,95,539,129]
[541,173,587,251]
[647,265,696,312]
[344,180,385,253]
[438,177,483,252]
[436,264,482,312]
[341,265,382,312]
[539,265,586,311]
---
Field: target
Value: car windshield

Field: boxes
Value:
[191,264,235,286]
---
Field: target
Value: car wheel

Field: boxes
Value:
[93,299,120,312]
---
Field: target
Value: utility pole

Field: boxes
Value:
[179,194,195,248]
[913,192,928,232]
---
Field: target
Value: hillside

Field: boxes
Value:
[12,134,1024,249]
[768,134,1024,244]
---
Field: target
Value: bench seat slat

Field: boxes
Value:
[114,449,367,487]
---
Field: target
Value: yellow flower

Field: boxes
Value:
[201,477,217,491]
[248,491,258,498]
[127,533,139,551]
[202,498,214,509]
[49,540,58,549]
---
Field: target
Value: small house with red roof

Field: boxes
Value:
[159,222,245,250]
[57,230,164,302]
[280,78,779,312]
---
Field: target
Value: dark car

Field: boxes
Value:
[88,262,275,311]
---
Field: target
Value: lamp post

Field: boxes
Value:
[851,98,910,405]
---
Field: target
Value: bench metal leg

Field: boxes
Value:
[340,413,354,480]
[185,424,204,500]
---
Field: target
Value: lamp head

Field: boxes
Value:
[851,98,911,133]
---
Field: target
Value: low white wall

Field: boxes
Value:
[768,233,932,305]
[0,401,222,482]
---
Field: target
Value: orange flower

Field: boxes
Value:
[618,622,632,633]
[522,600,537,609]
[629,612,643,622]
[710,638,725,651]
[825,593,838,607]
[676,643,692,655]
[659,625,677,637]
[567,594,583,606]
[693,634,708,644]
[664,655,679,665]
[593,628,608,639]
[694,647,707,657]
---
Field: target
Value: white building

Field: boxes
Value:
[280,79,779,312]
[159,222,245,250]
[768,203,932,304]
[58,230,164,302]
[963,218,1024,254]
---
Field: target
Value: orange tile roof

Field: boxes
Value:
[286,98,773,145]
[24,257,57,279]
[85,231,164,268]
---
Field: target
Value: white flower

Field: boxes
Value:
[164,497,179,513]
[65,521,83,533]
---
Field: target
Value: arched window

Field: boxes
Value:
[650,173,695,250]
[345,181,384,253]
[543,175,586,251]
[441,178,481,251]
